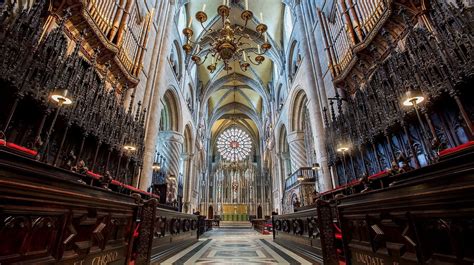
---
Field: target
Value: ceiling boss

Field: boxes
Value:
[182,0,272,73]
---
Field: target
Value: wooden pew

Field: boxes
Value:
[337,149,474,265]
[132,200,199,264]
[0,149,202,265]
[0,149,138,264]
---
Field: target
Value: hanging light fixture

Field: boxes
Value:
[182,1,272,73]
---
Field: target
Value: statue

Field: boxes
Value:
[65,150,76,169]
[72,160,88,175]
[388,161,401,175]
[293,197,301,210]
[100,170,113,190]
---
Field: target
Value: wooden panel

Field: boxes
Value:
[0,150,137,264]
[337,150,474,265]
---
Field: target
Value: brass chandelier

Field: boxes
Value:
[182,1,272,73]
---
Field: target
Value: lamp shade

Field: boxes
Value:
[51,88,73,105]
[402,89,425,106]
[123,144,137,152]
[312,163,320,170]
[336,144,349,153]
[152,162,161,171]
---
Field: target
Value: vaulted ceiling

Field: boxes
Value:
[182,0,285,144]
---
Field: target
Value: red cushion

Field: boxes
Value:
[0,139,6,146]
[439,141,474,156]
[335,233,342,239]
[368,170,388,180]
[87,171,102,180]
[6,142,38,156]
[111,180,123,187]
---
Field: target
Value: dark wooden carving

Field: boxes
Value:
[273,208,324,264]
[337,150,474,265]
[324,1,474,185]
[0,150,137,264]
[0,0,147,188]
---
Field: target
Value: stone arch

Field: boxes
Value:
[278,124,290,155]
[288,40,300,80]
[170,40,183,80]
[160,88,182,132]
[289,88,309,132]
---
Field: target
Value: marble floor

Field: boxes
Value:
[160,226,313,265]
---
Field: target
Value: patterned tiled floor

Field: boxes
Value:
[160,227,312,265]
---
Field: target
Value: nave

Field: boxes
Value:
[161,222,313,265]
[0,0,473,264]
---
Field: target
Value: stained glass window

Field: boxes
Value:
[217,128,252,162]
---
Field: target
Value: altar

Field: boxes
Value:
[221,204,248,221]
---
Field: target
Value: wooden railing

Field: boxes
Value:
[0,149,204,264]
[273,204,339,264]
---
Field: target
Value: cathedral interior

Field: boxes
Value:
[0,0,473,264]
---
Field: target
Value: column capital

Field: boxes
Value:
[158,130,184,143]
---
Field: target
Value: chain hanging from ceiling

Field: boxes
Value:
[181,1,272,73]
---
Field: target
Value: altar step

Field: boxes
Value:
[219,221,252,229]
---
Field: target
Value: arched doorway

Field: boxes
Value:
[208,205,214,219]
[257,205,263,219]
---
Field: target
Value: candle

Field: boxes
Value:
[260,12,263,22]
[202,4,206,12]
[212,56,216,64]
[196,44,200,52]
[264,33,268,43]
[223,0,225,5]
[243,51,247,61]
[188,17,193,28]
[257,45,261,54]
[245,0,248,10]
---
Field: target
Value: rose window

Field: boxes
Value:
[217,128,252,162]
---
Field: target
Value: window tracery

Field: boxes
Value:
[217,128,252,162]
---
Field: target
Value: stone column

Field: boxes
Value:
[182,153,194,212]
[288,131,308,172]
[295,2,332,191]
[139,1,174,191]
[159,131,184,178]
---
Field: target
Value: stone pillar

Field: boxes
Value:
[139,1,174,191]
[182,153,194,213]
[288,131,308,172]
[159,131,184,178]
[295,3,333,191]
